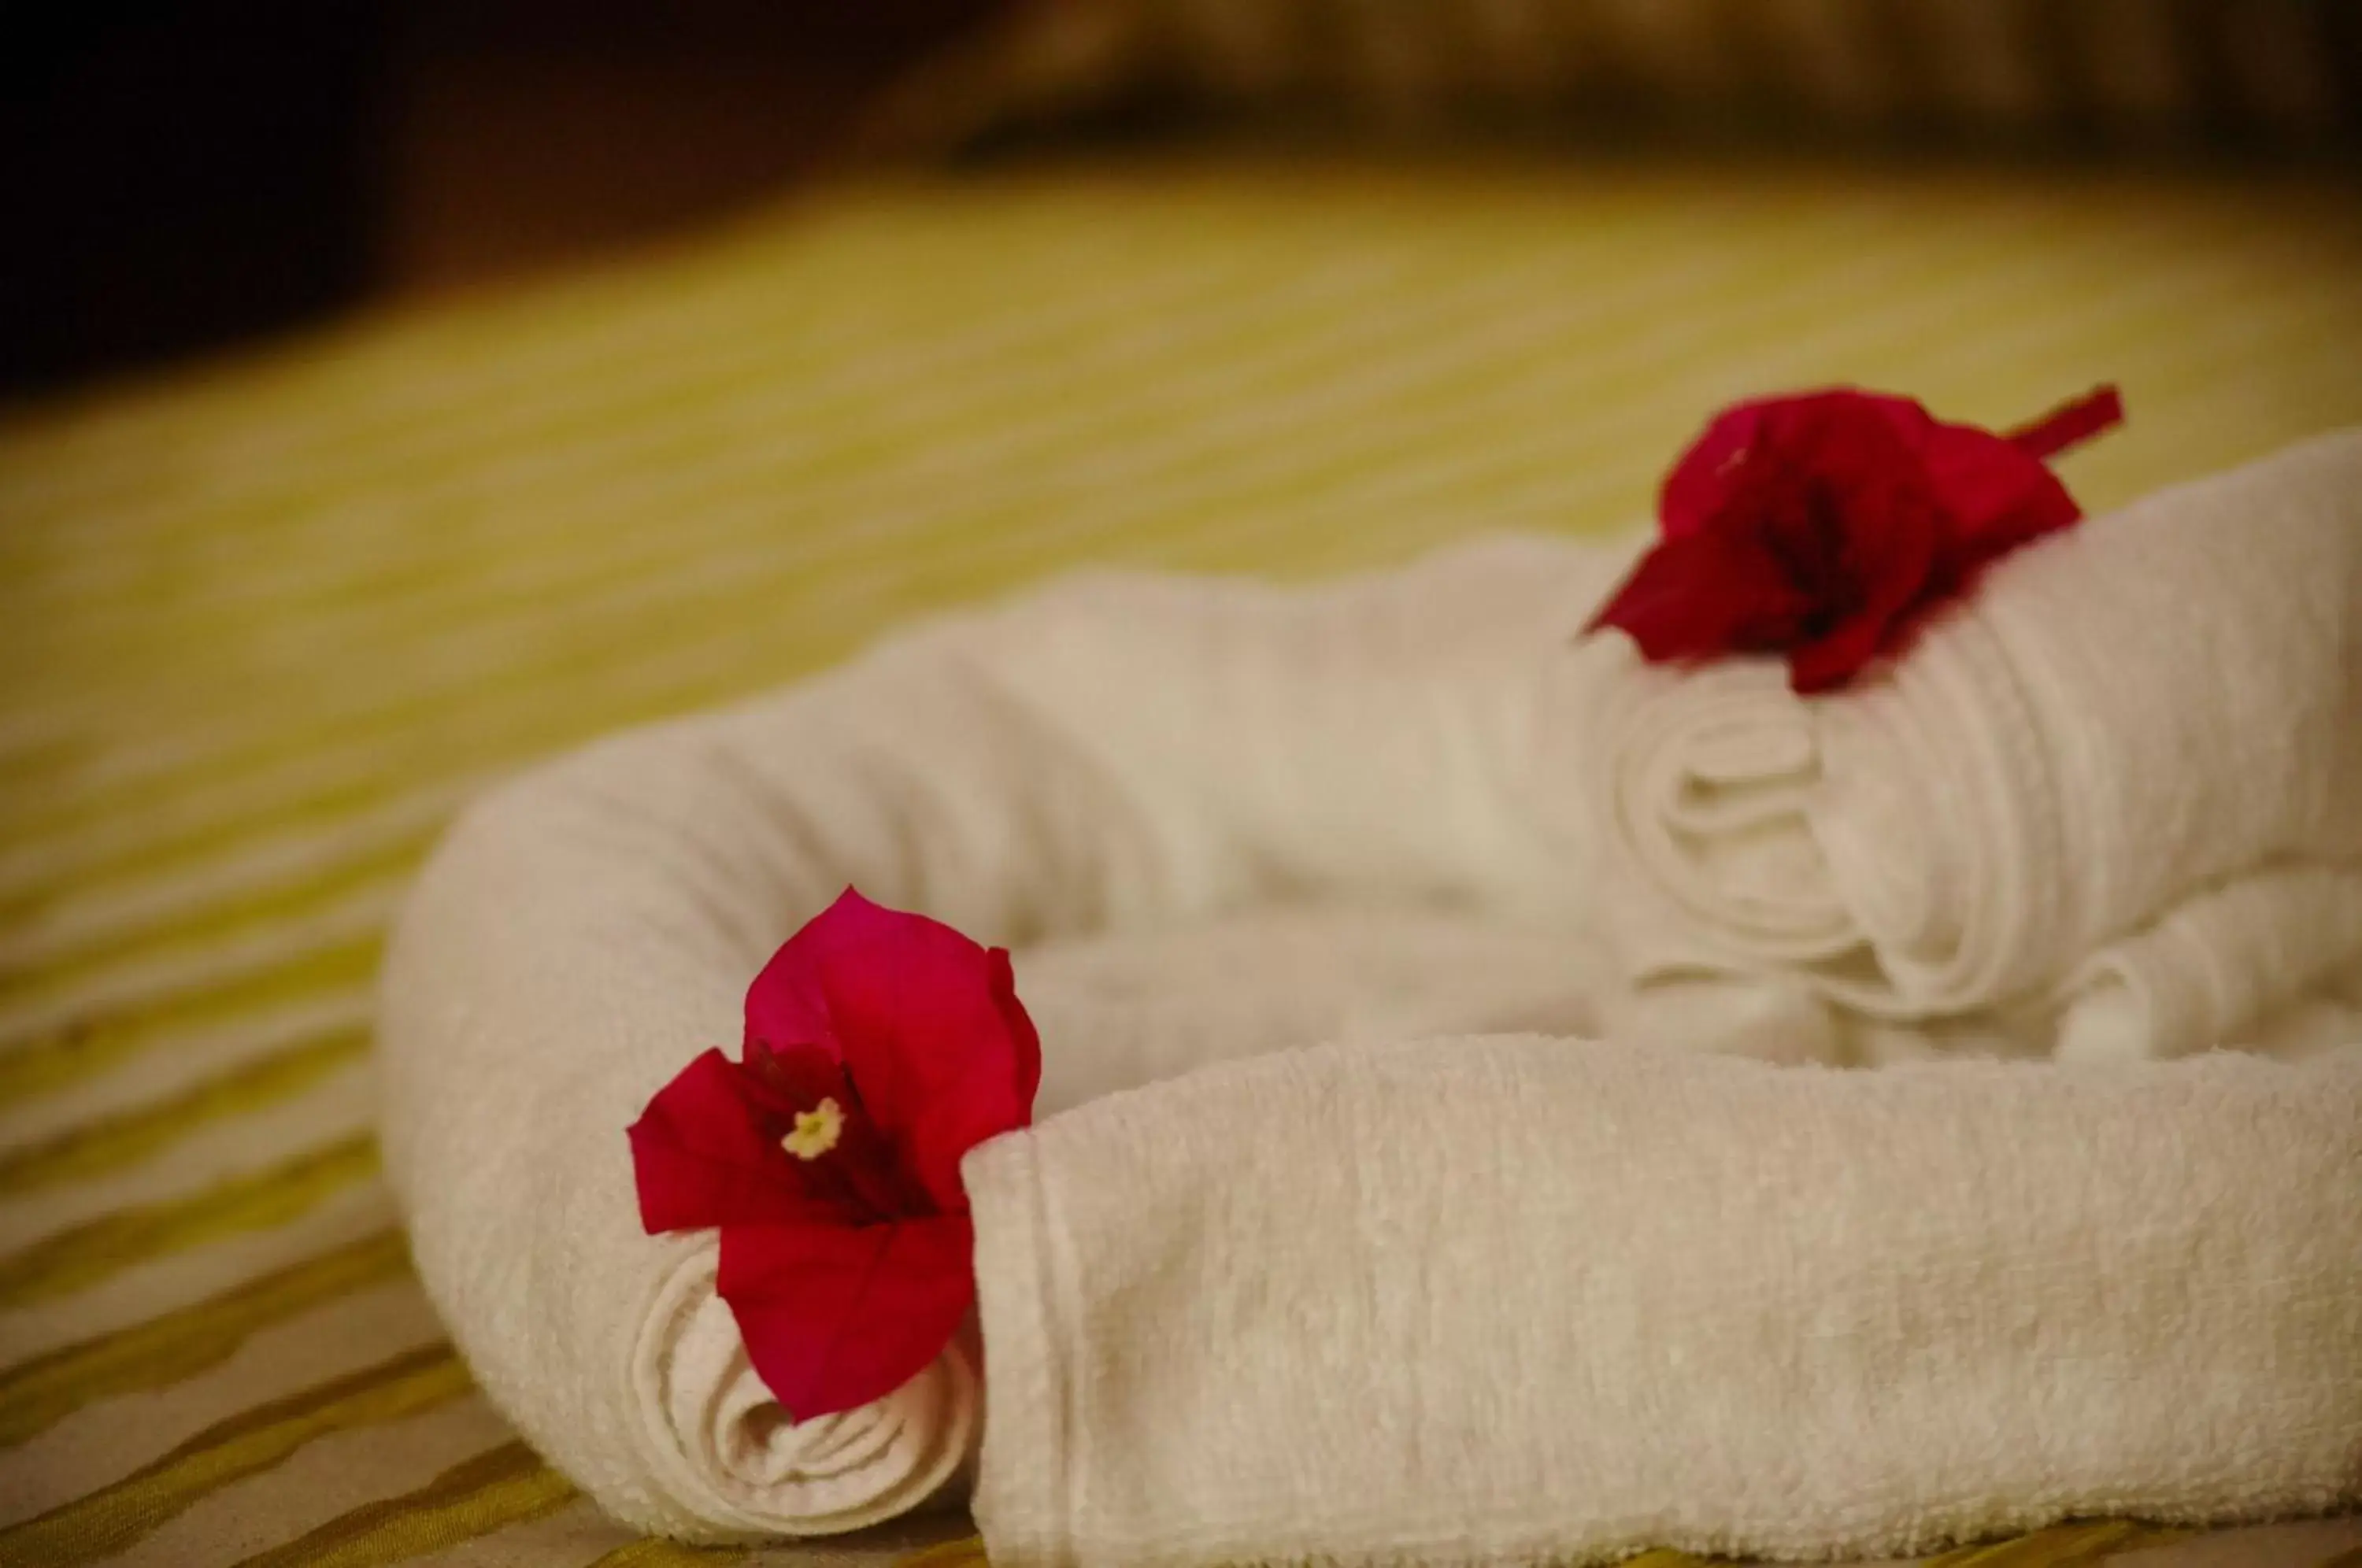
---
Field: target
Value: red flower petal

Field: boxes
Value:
[1660,389,1934,539]
[1915,422,2082,550]
[1586,530,1814,660]
[744,889,1040,1214]
[1602,384,2119,693]
[1787,492,1940,693]
[627,1050,848,1233]
[1658,400,1772,538]
[718,1214,977,1420]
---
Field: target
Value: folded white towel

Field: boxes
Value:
[966,1034,2362,1568]
[1590,430,2362,1042]
[379,541,1614,1538]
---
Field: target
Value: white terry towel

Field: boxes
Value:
[966,1034,2362,1568]
[381,436,2362,1542]
[1586,429,2362,1041]
[378,538,1618,1539]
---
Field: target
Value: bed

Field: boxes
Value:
[3,148,2360,1567]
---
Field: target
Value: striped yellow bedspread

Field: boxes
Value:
[2,156,2360,1568]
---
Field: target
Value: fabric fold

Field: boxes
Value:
[965,1034,2362,1568]
[2056,864,2362,1063]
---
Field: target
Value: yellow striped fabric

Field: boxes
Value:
[2,154,2359,1567]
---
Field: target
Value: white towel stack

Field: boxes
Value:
[1585,428,2362,1060]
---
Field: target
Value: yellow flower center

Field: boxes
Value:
[781,1097,843,1161]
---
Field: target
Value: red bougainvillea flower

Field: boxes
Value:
[626,888,1042,1420]
[1587,384,2123,693]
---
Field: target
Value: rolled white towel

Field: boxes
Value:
[379,540,1616,1537]
[376,704,1006,1540]
[1589,428,2362,1033]
[966,1035,2362,1567]
[628,1245,979,1536]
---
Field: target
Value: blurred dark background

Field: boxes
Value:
[2,2,1002,396]
[9,2,2359,400]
